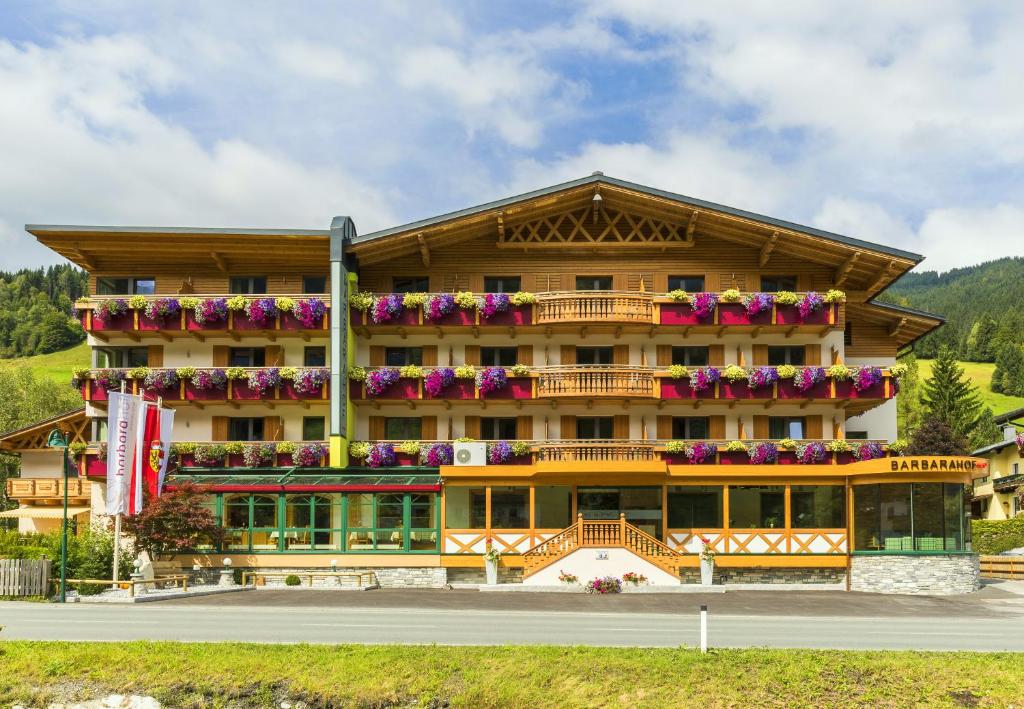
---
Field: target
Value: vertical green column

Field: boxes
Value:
[329,216,356,467]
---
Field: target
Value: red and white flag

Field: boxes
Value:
[128,402,176,515]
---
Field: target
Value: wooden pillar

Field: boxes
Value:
[571,485,577,520]
[784,485,792,554]
[528,485,536,538]
[722,485,730,553]
[661,485,668,543]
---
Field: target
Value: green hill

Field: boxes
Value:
[917,359,1024,415]
[0,342,89,387]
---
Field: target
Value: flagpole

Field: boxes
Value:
[113,380,126,585]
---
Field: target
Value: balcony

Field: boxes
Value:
[76,294,329,340]
[537,366,655,398]
[7,478,91,500]
[534,292,653,324]
[75,441,328,477]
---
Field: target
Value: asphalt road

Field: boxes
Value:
[4,584,1024,651]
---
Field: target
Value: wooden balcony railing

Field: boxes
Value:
[536,441,656,462]
[76,367,330,405]
[7,478,91,500]
[534,291,653,324]
[536,365,655,398]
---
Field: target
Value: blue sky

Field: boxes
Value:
[1,1,1022,271]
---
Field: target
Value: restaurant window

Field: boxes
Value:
[385,347,422,366]
[409,494,437,550]
[484,276,521,293]
[229,277,267,294]
[668,276,705,292]
[535,486,572,529]
[393,276,429,293]
[852,483,967,552]
[304,346,326,367]
[769,417,805,439]
[481,347,517,367]
[284,494,340,550]
[384,417,421,440]
[761,276,798,292]
[490,487,529,529]
[229,347,265,367]
[576,417,613,440]
[374,493,405,549]
[302,275,327,293]
[671,346,708,367]
[791,486,845,528]
[302,416,325,441]
[95,346,148,368]
[480,417,517,440]
[729,486,785,529]
[345,492,439,552]
[667,486,723,528]
[97,277,155,295]
[228,418,265,441]
[576,347,613,365]
[250,495,279,551]
[576,275,613,291]
[444,487,486,529]
[767,346,805,366]
[671,417,709,439]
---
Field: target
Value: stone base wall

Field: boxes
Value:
[214,567,450,589]
[679,567,845,585]
[448,567,523,585]
[850,554,980,595]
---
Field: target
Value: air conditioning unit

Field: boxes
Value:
[454,442,487,466]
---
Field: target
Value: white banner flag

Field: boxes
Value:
[106,391,140,516]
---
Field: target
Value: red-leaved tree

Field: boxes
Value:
[122,482,224,559]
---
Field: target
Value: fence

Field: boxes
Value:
[0,558,51,596]
[979,555,1024,579]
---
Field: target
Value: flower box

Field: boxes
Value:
[93,313,134,332]
[280,312,325,331]
[231,312,275,331]
[185,384,227,401]
[394,453,419,467]
[777,452,798,465]
[84,454,106,476]
[349,381,365,400]
[277,453,294,467]
[662,453,690,465]
[659,303,703,325]
[718,304,772,326]
[87,382,110,402]
[149,385,185,402]
[373,377,420,400]
[835,452,856,465]
[227,454,245,468]
[280,381,327,401]
[719,381,772,400]
[775,304,833,325]
[481,377,533,400]
[349,308,366,327]
[393,309,421,326]
[718,452,751,465]
[834,381,886,399]
[185,312,227,332]
[427,379,475,400]
[230,382,265,400]
[138,314,181,332]
[429,309,476,326]
[177,454,196,468]
[505,454,533,465]
[659,379,702,400]
[483,305,532,326]
[777,380,829,399]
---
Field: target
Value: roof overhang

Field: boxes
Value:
[0,506,91,519]
[848,300,945,350]
[0,409,88,452]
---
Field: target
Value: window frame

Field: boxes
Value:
[302,275,327,294]
[671,346,709,367]
[480,347,517,367]
[303,346,327,367]
[229,276,268,295]
[384,347,422,367]
[96,277,155,295]
[484,276,521,293]
[667,275,705,292]
[576,417,614,440]
[480,417,518,440]
[760,275,798,292]
[767,346,805,366]
[575,275,613,291]
[392,276,429,293]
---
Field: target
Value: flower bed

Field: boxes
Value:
[280,298,327,330]
[427,378,475,400]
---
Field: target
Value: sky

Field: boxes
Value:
[1,1,1022,272]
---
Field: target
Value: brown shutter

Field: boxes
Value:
[560,345,576,365]
[653,273,669,293]
[468,274,484,292]
[420,416,437,441]
[212,346,229,367]
[797,274,812,291]
[752,345,768,366]
[612,273,628,291]
[657,345,672,367]
[708,345,725,366]
[464,416,481,440]
[264,416,283,441]
[464,345,480,366]
[517,345,533,366]
[805,415,823,440]
[753,415,769,440]
[264,345,283,367]
[613,345,629,365]
[146,345,163,368]
[613,415,630,439]
[370,346,385,367]
[212,416,228,441]
[516,416,533,440]
[804,344,821,366]
[657,416,673,440]
[369,416,385,440]
[428,274,444,292]
[708,415,725,440]
[422,345,438,367]
[560,415,576,440]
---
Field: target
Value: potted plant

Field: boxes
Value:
[276,441,297,466]
[483,292,532,325]
[777,438,799,464]
[349,291,373,326]
[686,441,718,465]
[395,440,421,466]
[420,442,454,466]
[281,297,326,330]
[719,365,766,400]
[698,536,715,586]
[622,572,648,589]
[780,366,828,399]
[139,297,182,331]
[184,368,228,401]
[424,367,456,398]
[586,576,622,594]
[663,440,689,465]
[483,541,500,585]
[557,570,579,586]
[93,298,132,331]
[476,367,508,397]
[688,366,720,397]
[184,297,228,331]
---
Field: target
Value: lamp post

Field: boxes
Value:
[46,428,71,603]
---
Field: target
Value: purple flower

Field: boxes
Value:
[748,366,779,390]
[423,443,454,466]
[292,368,329,395]
[143,369,178,391]
[476,367,508,395]
[292,298,326,328]
[748,442,779,465]
[797,442,827,464]
[425,293,455,321]
[365,367,401,397]
[798,292,824,319]
[742,292,774,315]
[144,297,181,321]
[94,369,126,391]
[242,443,275,467]
[366,442,396,468]
[192,368,227,390]
[853,366,883,391]
[481,293,510,319]
[245,297,278,326]
[424,367,455,397]
[686,442,718,464]
[488,441,513,464]
[691,292,718,320]
[246,367,281,395]
[689,366,721,392]
[96,298,128,323]
[195,297,228,325]
[856,442,886,461]
[372,294,403,323]
[295,443,328,467]
[793,367,826,392]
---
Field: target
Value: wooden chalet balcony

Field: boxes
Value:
[7,478,91,501]
[536,365,655,398]
[74,441,329,477]
[534,291,653,324]
[76,294,329,340]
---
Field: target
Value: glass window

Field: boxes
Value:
[481,347,517,367]
[853,483,967,552]
[576,347,613,365]
[374,494,405,549]
[304,346,326,367]
[393,276,429,293]
[302,417,325,441]
[484,276,521,293]
[229,347,265,367]
[667,486,723,527]
[385,347,422,366]
[767,346,805,366]
[385,417,421,440]
[576,417,613,439]
[668,276,705,292]
[97,278,131,295]
[791,486,845,528]
[250,495,278,550]
[729,486,785,528]
[491,487,529,529]
[671,346,708,366]
[229,418,264,441]
[913,483,945,551]
[347,494,373,527]
[769,417,805,439]
[229,277,267,294]
[133,279,155,295]
[302,276,327,293]
[535,486,572,528]
[671,417,708,439]
[444,487,479,528]
[761,276,798,292]
[95,347,149,368]
[409,494,437,550]
[880,483,912,551]
[847,431,869,440]
[480,418,517,440]
[576,275,613,291]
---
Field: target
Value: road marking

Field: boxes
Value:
[301,623,440,629]
[19,619,161,625]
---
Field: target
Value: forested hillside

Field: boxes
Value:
[0,264,88,357]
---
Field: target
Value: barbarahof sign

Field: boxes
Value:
[890,458,977,472]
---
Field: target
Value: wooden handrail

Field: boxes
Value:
[537,366,655,398]
[535,292,653,324]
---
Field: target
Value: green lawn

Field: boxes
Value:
[0,342,90,386]
[0,641,1021,708]
[918,359,1024,415]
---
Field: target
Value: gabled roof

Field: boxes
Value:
[0,408,88,451]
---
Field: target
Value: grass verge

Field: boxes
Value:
[0,641,1019,708]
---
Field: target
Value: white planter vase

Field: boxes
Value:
[485,558,499,585]
[700,558,714,586]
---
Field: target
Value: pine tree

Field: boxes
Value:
[922,346,985,441]
[970,407,1002,451]
[896,353,924,436]
[992,344,1024,397]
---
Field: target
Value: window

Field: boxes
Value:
[576,417,613,439]
[576,275,613,290]
[847,431,869,440]
[230,348,265,367]
[345,492,439,552]
[229,277,267,294]
[761,276,798,292]
[767,346,805,366]
[484,276,521,293]
[444,487,486,528]
[671,346,708,366]
[844,322,853,346]
[535,486,572,528]
[853,483,968,551]
[91,417,108,442]
[304,346,326,367]
[769,417,805,439]
[95,347,148,368]
[302,276,327,293]
[97,277,155,295]
[393,276,429,293]
[729,486,785,528]
[576,347,613,365]
[671,417,709,439]
[302,416,325,441]
[229,418,265,441]
[667,486,723,527]
[490,487,529,529]
[284,494,340,549]
[481,347,517,367]
[668,276,705,292]
[374,493,405,549]
[385,347,422,367]
[385,417,421,440]
[480,417,517,440]
[409,494,437,550]
[791,486,845,528]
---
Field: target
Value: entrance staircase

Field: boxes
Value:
[521,513,683,579]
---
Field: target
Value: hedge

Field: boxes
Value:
[972,518,1024,555]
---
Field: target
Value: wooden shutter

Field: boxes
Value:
[657,416,672,440]
[708,345,725,367]
[146,345,163,368]
[369,416,385,440]
[560,415,576,440]
[613,345,630,365]
[805,415,823,440]
[516,416,533,440]
[708,415,725,440]
[464,345,480,366]
[212,346,229,367]
[753,415,769,439]
[752,345,768,366]
[628,273,654,292]
[656,345,672,367]
[517,345,533,366]
[797,274,813,291]
[264,345,283,366]
[212,416,228,441]
[370,346,385,367]
[804,344,821,366]
[422,345,438,367]
[264,416,283,441]
[464,416,481,440]
[468,274,484,292]
[560,345,576,365]
[612,273,628,291]
[420,416,437,441]
[613,415,630,439]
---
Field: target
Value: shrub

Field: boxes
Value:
[121,482,224,559]
[973,518,1024,555]
[285,574,302,586]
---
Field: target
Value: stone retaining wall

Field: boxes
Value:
[850,554,980,595]
[679,567,845,585]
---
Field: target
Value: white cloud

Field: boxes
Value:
[273,41,372,86]
[915,204,1024,273]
